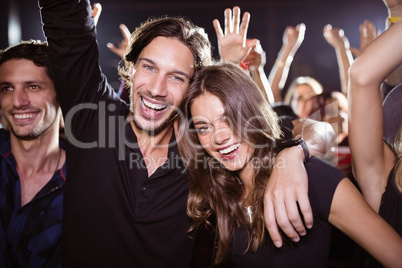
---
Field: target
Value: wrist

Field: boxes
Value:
[389,16,402,24]
[279,137,310,162]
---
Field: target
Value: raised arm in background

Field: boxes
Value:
[349,20,380,59]
[213,7,275,103]
[348,19,402,211]
[382,0,402,95]
[213,6,258,64]
[107,24,131,59]
[323,24,354,96]
[243,41,275,104]
[268,23,306,103]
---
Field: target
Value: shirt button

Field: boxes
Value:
[140,186,146,191]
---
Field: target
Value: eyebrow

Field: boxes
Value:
[193,120,209,126]
[0,80,47,86]
[192,114,226,126]
[138,57,192,80]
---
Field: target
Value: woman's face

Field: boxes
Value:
[292,84,317,118]
[190,92,255,173]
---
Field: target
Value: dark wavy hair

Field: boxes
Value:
[0,40,49,69]
[178,63,282,264]
[118,16,212,84]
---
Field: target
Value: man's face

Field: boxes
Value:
[129,36,195,135]
[0,59,59,140]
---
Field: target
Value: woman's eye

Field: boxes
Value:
[195,126,210,134]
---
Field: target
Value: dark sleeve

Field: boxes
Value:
[39,0,124,136]
[305,157,346,220]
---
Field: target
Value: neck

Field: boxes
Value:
[10,124,61,178]
[129,116,177,177]
[238,161,255,198]
[129,117,176,156]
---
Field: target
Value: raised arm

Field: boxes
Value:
[264,118,335,247]
[323,24,354,96]
[39,0,103,110]
[92,2,102,26]
[244,41,275,104]
[382,0,402,93]
[107,24,131,59]
[348,19,402,211]
[268,23,306,103]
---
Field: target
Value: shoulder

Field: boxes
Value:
[304,157,345,183]
[0,129,11,155]
[304,157,346,219]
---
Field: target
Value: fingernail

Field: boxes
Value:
[292,237,300,243]
[274,241,282,248]
[306,224,313,229]
[107,43,112,48]
[300,231,306,236]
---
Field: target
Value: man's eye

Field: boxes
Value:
[0,86,12,92]
[29,85,39,90]
[172,76,185,82]
[144,65,155,72]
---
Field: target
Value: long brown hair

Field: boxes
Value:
[178,63,281,264]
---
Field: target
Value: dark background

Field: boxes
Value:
[0,0,387,94]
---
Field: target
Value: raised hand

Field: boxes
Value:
[107,24,131,59]
[242,40,266,70]
[323,24,354,95]
[350,20,380,58]
[283,23,306,55]
[213,6,258,63]
[91,3,102,26]
[323,24,350,50]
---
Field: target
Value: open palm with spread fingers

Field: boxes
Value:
[213,6,258,63]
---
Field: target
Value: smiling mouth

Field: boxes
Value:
[219,143,241,155]
[13,113,35,120]
[141,97,169,111]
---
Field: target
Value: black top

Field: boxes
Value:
[351,167,402,268]
[229,157,345,268]
[40,0,194,267]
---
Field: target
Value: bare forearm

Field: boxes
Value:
[268,47,294,103]
[335,47,354,96]
[251,66,275,104]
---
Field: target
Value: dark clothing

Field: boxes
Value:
[40,0,194,267]
[351,167,402,268]
[229,157,345,268]
[380,168,402,237]
[0,129,66,268]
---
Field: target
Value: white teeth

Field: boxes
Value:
[219,143,240,155]
[142,98,168,110]
[14,114,34,119]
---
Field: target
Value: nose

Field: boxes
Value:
[13,89,30,108]
[148,75,168,98]
[213,127,231,146]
